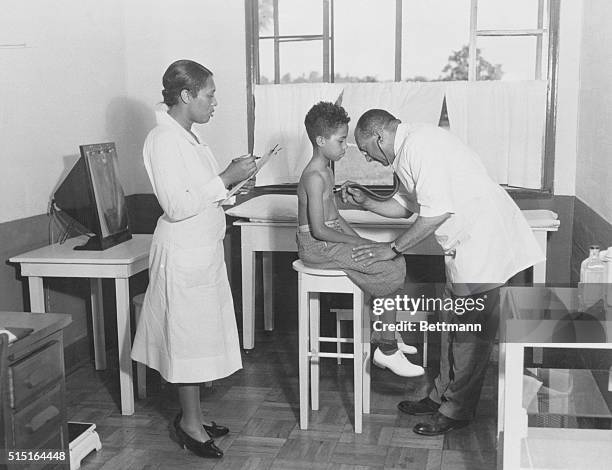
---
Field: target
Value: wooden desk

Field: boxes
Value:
[9,235,152,416]
[0,311,71,469]
[234,217,557,350]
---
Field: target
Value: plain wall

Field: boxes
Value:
[0,0,126,224]
[575,0,612,224]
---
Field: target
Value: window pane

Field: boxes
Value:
[279,40,323,83]
[333,0,395,82]
[402,0,470,81]
[477,0,545,30]
[258,0,274,36]
[258,38,275,83]
[334,146,394,185]
[278,0,323,36]
[477,36,537,81]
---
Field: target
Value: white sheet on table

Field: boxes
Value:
[445,80,547,189]
[254,83,344,186]
[521,209,560,228]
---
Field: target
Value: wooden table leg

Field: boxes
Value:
[531,231,547,365]
[263,252,275,331]
[532,231,547,284]
[115,278,134,415]
[241,242,256,350]
[90,279,107,370]
[28,277,45,312]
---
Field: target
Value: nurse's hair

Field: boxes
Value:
[161,60,213,107]
[354,109,398,142]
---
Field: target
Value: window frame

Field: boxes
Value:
[244,0,561,194]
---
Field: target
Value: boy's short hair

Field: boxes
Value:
[304,101,350,145]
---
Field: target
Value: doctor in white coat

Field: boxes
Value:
[343,108,544,436]
[131,60,256,459]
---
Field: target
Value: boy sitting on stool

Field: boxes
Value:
[296,101,423,377]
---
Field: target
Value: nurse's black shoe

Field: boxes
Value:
[175,410,229,438]
[203,422,229,438]
[173,415,223,459]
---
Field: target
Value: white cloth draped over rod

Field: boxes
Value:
[334,82,447,186]
[339,81,447,143]
[445,80,548,189]
[254,80,548,189]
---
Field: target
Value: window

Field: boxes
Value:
[245,0,560,192]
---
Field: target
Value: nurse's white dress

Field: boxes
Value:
[131,109,242,383]
[392,123,545,295]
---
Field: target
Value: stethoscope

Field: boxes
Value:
[335,136,400,201]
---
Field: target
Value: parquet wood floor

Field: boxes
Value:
[66,329,498,470]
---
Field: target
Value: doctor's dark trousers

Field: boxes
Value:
[428,286,501,421]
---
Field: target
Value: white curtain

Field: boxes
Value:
[340,81,447,142]
[445,80,548,189]
[253,83,343,186]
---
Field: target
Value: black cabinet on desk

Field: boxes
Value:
[0,312,71,470]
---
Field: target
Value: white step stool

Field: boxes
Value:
[69,422,101,469]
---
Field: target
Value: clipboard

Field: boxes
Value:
[220,144,281,205]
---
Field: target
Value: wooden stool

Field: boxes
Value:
[292,260,371,434]
[329,308,353,365]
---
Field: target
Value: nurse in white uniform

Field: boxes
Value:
[131,60,256,459]
[343,108,544,437]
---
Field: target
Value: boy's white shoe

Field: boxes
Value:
[395,332,417,355]
[397,341,418,355]
[373,348,425,377]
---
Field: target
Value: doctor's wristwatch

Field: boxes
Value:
[390,240,402,257]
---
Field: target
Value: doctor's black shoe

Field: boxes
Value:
[174,416,223,459]
[413,412,470,436]
[397,397,440,415]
